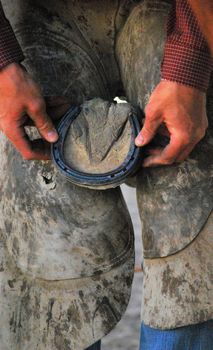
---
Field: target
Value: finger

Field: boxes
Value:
[22,99,70,125]
[5,125,50,160]
[142,136,186,167]
[175,142,197,163]
[135,114,162,147]
[26,100,58,143]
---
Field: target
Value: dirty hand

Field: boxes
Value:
[135,80,208,167]
[0,62,59,160]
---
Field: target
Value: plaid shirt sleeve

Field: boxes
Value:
[0,3,24,69]
[161,0,213,92]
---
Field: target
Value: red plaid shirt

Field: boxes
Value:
[161,0,212,91]
[0,1,212,92]
[0,4,24,69]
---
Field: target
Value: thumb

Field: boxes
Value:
[135,115,161,147]
[27,99,59,143]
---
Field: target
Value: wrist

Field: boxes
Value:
[0,62,28,89]
[0,62,28,77]
[160,79,206,97]
[0,61,23,73]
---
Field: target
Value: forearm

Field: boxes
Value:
[161,0,212,92]
[0,2,24,69]
[188,0,213,56]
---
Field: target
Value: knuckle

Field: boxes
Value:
[179,133,191,145]
[142,125,155,138]
[38,120,50,131]
[194,131,206,141]
[145,105,157,119]
[202,114,209,129]
[197,128,206,140]
[29,99,45,115]
[205,119,209,129]
[192,128,207,142]
[143,125,153,134]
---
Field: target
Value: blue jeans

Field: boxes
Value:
[85,340,101,350]
[139,320,213,350]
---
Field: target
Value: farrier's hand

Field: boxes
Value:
[0,62,58,160]
[135,80,208,167]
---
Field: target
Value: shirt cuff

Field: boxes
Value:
[161,43,213,92]
[0,19,24,70]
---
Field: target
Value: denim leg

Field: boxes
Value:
[85,340,101,350]
[139,320,213,350]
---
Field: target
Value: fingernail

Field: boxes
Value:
[47,130,58,142]
[135,133,144,146]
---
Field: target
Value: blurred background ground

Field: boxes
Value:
[102,185,143,350]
